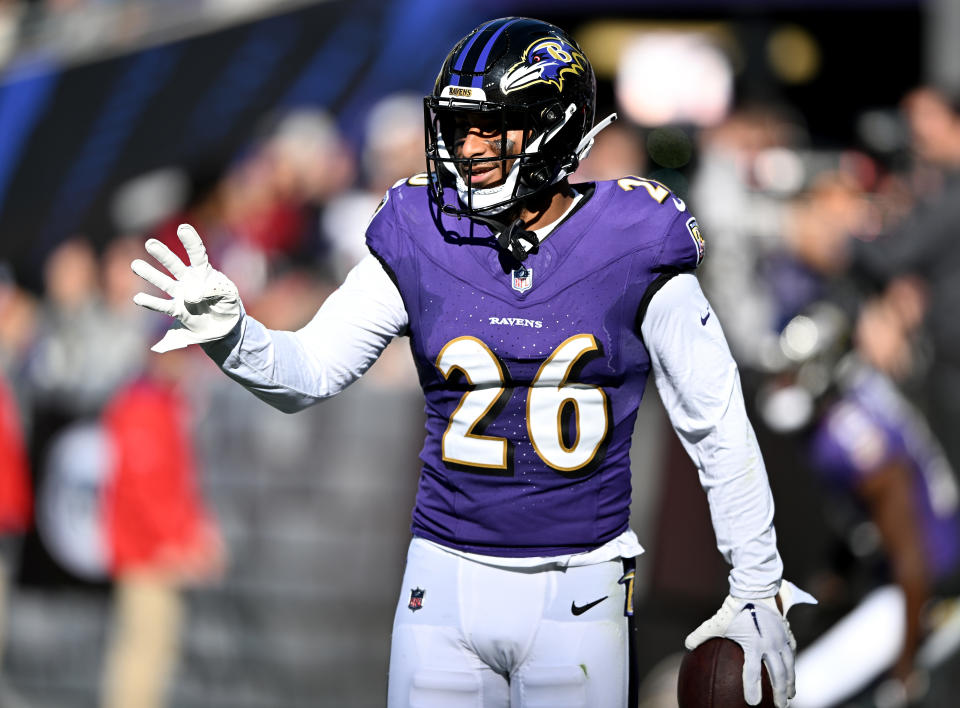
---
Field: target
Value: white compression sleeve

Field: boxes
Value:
[203,253,409,413]
[640,272,783,597]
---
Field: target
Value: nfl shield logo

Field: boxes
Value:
[511,266,533,293]
[408,587,425,612]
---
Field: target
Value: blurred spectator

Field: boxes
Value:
[99,347,223,708]
[689,104,810,373]
[745,150,960,705]
[854,276,929,384]
[850,85,960,484]
[762,167,881,342]
[0,374,30,539]
[358,92,426,197]
[111,167,193,240]
[219,147,313,267]
[573,119,646,182]
[783,171,872,284]
[18,236,144,597]
[21,238,126,591]
[0,372,31,669]
[22,311,222,707]
[0,264,38,387]
[220,109,354,272]
[323,92,424,279]
[265,109,356,225]
[26,237,142,418]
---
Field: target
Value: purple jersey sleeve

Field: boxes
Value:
[654,204,705,272]
[364,177,420,283]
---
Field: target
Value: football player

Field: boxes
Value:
[131,17,812,708]
[757,303,960,707]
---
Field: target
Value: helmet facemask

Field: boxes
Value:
[424,93,583,216]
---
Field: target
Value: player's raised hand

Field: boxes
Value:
[131,223,242,353]
[685,580,816,708]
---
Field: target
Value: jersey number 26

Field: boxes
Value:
[436,334,609,478]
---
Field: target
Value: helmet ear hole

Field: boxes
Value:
[521,164,553,189]
[540,102,563,127]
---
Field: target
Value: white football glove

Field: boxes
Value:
[131,223,242,353]
[685,580,816,708]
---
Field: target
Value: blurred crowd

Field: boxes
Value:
[0,90,431,706]
[2,12,960,705]
[0,0,305,67]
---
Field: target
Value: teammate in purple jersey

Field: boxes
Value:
[810,367,960,586]
[780,329,960,706]
[754,300,960,705]
[130,17,812,708]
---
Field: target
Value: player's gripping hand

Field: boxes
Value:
[685,580,816,708]
[131,224,242,353]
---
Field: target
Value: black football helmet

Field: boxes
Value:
[424,17,614,217]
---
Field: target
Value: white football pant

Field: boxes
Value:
[388,538,635,708]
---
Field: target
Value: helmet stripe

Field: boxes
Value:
[469,18,520,88]
[452,18,501,75]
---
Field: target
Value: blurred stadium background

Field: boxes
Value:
[0,0,956,706]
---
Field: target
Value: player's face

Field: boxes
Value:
[451,112,527,189]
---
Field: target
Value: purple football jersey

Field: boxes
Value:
[366,176,703,556]
[810,368,960,579]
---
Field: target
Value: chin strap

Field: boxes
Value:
[453,208,540,262]
[496,218,540,262]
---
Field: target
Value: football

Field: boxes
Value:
[677,638,774,708]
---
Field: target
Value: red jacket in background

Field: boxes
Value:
[0,376,31,533]
[102,378,216,575]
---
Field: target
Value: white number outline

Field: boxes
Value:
[436,334,609,478]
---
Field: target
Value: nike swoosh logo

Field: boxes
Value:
[700,310,711,325]
[744,603,763,635]
[571,596,608,616]
[672,196,686,211]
